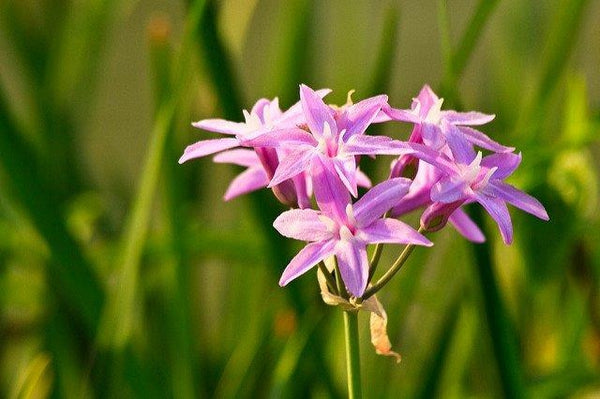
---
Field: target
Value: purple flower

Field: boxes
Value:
[389,155,486,243]
[274,157,431,297]
[410,146,549,244]
[179,93,329,207]
[385,85,513,159]
[247,84,412,197]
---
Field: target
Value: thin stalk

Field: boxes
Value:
[362,227,426,300]
[334,261,361,399]
[368,243,384,281]
[342,311,362,399]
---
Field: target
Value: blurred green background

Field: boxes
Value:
[1,0,599,397]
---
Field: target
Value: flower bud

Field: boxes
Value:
[420,200,465,232]
[255,147,300,207]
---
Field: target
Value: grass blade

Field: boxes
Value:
[468,206,526,398]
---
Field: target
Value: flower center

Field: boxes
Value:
[317,121,339,157]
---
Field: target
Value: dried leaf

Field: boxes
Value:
[317,263,401,362]
[365,295,402,363]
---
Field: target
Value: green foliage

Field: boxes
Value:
[0,0,599,397]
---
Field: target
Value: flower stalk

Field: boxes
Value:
[362,227,426,301]
[343,310,362,399]
[334,261,362,399]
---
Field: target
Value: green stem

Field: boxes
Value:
[334,260,361,398]
[368,243,384,281]
[362,227,426,300]
[343,310,362,399]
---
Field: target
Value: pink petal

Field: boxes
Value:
[421,123,445,149]
[382,105,421,123]
[276,89,332,127]
[300,84,338,139]
[487,182,549,221]
[273,209,334,241]
[223,167,268,201]
[178,138,239,164]
[415,85,439,115]
[342,95,388,139]
[311,155,351,223]
[354,178,412,226]
[213,149,260,167]
[481,152,522,180]
[292,174,312,209]
[279,240,337,287]
[360,219,432,246]
[458,126,514,153]
[192,119,246,135]
[475,194,513,244]
[372,109,393,123]
[448,208,485,243]
[333,157,358,197]
[406,143,456,175]
[249,98,273,116]
[442,111,495,125]
[269,147,315,187]
[430,176,468,204]
[335,239,369,297]
[356,168,372,188]
[244,128,317,148]
[344,135,414,156]
[443,121,476,164]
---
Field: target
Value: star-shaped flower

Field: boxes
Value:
[247,84,412,197]
[274,157,431,297]
[411,146,549,244]
[385,85,513,159]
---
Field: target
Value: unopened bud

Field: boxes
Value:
[255,147,299,207]
[420,201,464,232]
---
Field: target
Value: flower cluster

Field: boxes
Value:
[180,84,548,298]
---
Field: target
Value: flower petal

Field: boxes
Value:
[443,122,476,164]
[481,152,522,180]
[382,106,421,123]
[213,149,260,167]
[359,219,432,246]
[276,89,332,127]
[475,193,513,244]
[269,147,315,187]
[273,209,334,241]
[178,138,239,163]
[448,208,485,243]
[243,128,317,147]
[442,111,495,125]
[430,176,468,204]
[342,95,388,139]
[300,84,338,139]
[487,182,549,220]
[333,157,358,197]
[311,155,351,223]
[458,126,514,153]
[192,119,246,135]
[356,168,372,188]
[344,135,414,156]
[335,239,369,297]
[223,167,268,200]
[415,85,439,115]
[279,240,336,287]
[354,178,412,226]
